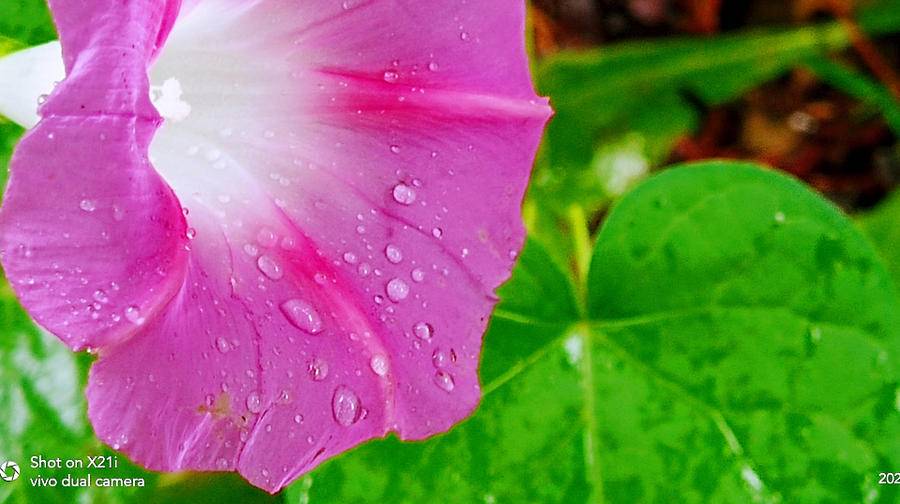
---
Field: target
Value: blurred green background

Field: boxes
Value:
[2,0,900,502]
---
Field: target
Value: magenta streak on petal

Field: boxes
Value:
[314,68,552,121]
[0,0,552,494]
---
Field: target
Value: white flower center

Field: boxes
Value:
[150,78,191,122]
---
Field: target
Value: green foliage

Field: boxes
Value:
[530,0,900,223]
[0,121,23,188]
[860,190,900,289]
[0,0,55,49]
[286,162,900,503]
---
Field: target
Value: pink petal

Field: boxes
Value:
[0,0,550,493]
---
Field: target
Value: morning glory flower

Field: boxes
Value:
[0,0,550,492]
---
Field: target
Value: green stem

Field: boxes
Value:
[567,205,592,281]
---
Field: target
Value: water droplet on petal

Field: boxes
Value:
[389,144,401,154]
[392,183,417,205]
[414,322,433,340]
[243,243,259,257]
[432,227,443,238]
[428,61,439,71]
[343,251,358,264]
[281,299,323,334]
[93,289,109,304]
[370,354,389,376]
[432,348,450,368]
[411,268,425,282]
[257,228,278,247]
[332,385,361,426]
[280,236,296,250]
[385,244,403,264]
[308,357,329,381]
[294,414,304,424]
[79,199,96,212]
[383,70,399,83]
[386,278,409,302]
[216,337,230,353]
[246,393,262,413]
[433,370,455,392]
[257,255,284,280]
[124,306,144,325]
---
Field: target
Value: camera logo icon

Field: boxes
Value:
[0,461,20,482]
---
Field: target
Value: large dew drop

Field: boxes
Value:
[392,183,416,205]
[385,244,403,264]
[386,278,409,302]
[257,255,284,280]
[280,299,323,334]
[331,385,361,427]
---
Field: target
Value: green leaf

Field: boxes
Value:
[587,161,900,502]
[0,121,24,189]
[289,161,900,503]
[0,0,55,48]
[859,190,900,289]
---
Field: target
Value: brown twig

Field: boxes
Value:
[530,4,561,58]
